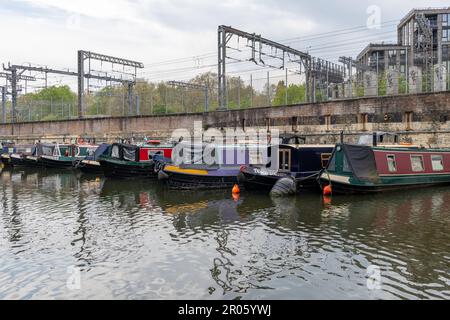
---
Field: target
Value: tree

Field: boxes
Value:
[273,82,307,106]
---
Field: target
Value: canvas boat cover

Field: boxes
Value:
[35,144,56,157]
[342,144,380,183]
[110,143,139,162]
[86,143,110,161]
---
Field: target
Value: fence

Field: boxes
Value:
[2,67,450,124]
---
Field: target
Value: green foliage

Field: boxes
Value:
[356,83,365,98]
[378,72,387,96]
[21,85,76,104]
[399,75,407,94]
[273,82,306,106]
[40,114,60,121]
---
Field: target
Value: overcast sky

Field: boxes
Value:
[0,0,449,86]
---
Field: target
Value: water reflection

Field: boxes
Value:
[0,167,449,300]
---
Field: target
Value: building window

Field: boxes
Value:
[405,112,413,130]
[411,155,425,172]
[387,155,397,173]
[443,29,450,42]
[431,155,444,171]
[388,50,397,66]
[443,45,450,62]
[443,13,450,27]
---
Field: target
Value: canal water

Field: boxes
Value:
[0,167,449,300]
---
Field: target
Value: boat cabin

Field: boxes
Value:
[271,144,334,174]
[53,144,97,158]
[109,143,172,163]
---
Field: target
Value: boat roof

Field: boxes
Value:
[280,144,335,149]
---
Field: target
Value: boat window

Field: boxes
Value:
[149,150,163,160]
[343,155,351,173]
[321,153,332,168]
[279,149,291,172]
[42,146,53,156]
[431,155,444,171]
[387,155,397,172]
[411,155,425,172]
[111,145,120,159]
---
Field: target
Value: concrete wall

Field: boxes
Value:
[2,91,450,146]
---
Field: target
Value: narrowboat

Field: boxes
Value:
[10,145,35,167]
[1,153,11,167]
[23,143,57,167]
[41,144,98,169]
[75,143,111,174]
[1,141,15,167]
[319,143,450,194]
[158,144,266,190]
[239,143,334,192]
[99,141,173,178]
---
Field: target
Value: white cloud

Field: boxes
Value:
[1,0,449,88]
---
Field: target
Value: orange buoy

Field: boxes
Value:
[232,193,240,202]
[323,185,332,196]
[232,184,241,194]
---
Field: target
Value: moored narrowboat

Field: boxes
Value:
[10,145,35,167]
[319,143,450,194]
[158,144,266,190]
[239,143,334,192]
[75,143,111,174]
[41,144,98,169]
[1,142,15,167]
[23,143,57,167]
[99,141,173,178]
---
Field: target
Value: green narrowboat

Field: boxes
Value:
[40,144,98,169]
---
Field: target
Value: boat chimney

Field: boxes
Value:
[373,132,378,147]
[340,131,344,144]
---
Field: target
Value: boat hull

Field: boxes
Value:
[1,155,12,167]
[320,174,450,194]
[99,158,156,179]
[239,170,285,191]
[239,167,321,192]
[23,156,43,168]
[10,155,28,167]
[41,156,76,169]
[159,166,240,190]
[77,160,103,175]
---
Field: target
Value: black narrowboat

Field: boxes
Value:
[239,143,334,192]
